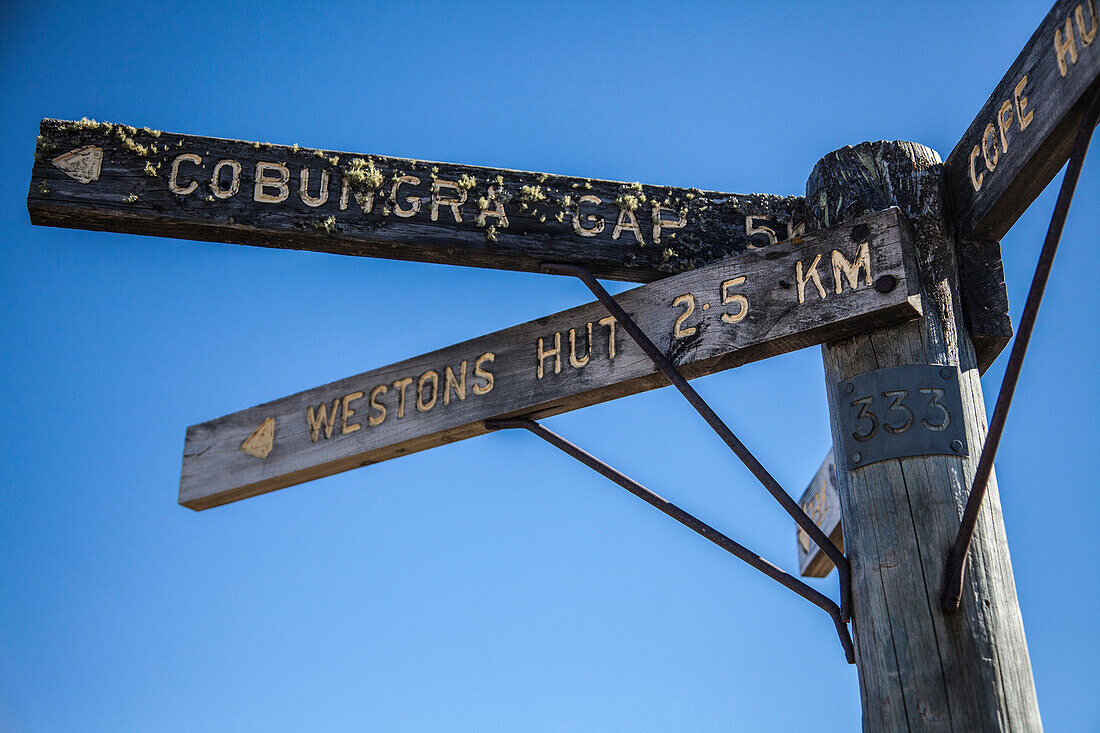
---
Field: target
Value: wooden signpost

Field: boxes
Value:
[180,208,919,509]
[797,0,1099,606]
[28,2,1098,727]
[28,118,803,283]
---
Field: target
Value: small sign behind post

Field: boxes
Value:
[797,450,842,578]
[180,208,921,510]
[28,119,804,283]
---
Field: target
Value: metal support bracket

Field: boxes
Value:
[942,84,1100,612]
[540,261,853,623]
[485,417,856,663]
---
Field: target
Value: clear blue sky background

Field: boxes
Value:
[2,1,1097,730]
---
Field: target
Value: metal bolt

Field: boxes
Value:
[874,274,897,293]
[852,452,863,464]
[843,382,854,394]
[850,223,870,243]
[940,366,953,379]
[950,440,963,453]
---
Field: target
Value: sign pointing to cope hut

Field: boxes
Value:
[179,208,920,510]
[28,118,804,283]
[945,0,1099,240]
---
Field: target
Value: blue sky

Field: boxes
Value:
[1,1,1097,730]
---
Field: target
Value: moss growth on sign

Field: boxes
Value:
[457,174,477,190]
[309,215,337,233]
[37,182,51,195]
[123,193,138,204]
[55,119,166,162]
[519,185,546,204]
[345,157,384,191]
[34,134,59,161]
[615,194,640,211]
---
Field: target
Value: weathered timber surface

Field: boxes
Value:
[796,449,843,578]
[179,209,920,510]
[958,238,1012,374]
[945,0,1100,372]
[810,142,1041,731]
[946,0,1099,241]
[27,117,1006,369]
[28,118,805,282]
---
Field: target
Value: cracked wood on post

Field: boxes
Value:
[809,142,1041,731]
[179,209,920,510]
[27,119,804,283]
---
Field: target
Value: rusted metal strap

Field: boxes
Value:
[942,85,1100,613]
[541,262,852,623]
[485,417,855,663]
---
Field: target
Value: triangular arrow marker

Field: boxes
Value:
[52,145,102,184]
[240,417,275,459]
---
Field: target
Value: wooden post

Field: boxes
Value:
[807,141,1042,731]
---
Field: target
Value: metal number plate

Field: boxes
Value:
[836,364,968,471]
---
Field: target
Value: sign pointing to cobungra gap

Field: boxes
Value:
[29,118,804,283]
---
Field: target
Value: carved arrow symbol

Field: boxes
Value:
[51,145,102,183]
[240,417,275,459]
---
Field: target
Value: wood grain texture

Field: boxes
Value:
[27,118,804,283]
[943,0,1100,372]
[796,449,843,578]
[946,0,1099,241]
[26,117,1005,369]
[958,238,1012,374]
[179,209,920,510]
[810,142,1041,731]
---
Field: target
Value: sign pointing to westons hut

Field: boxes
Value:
[28,118,803,283]
[179,208,920,510]
[945,0,1098,240]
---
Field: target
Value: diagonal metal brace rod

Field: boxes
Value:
[942,84,1100,613]
[485,417,855,663]
[540,261,852,623]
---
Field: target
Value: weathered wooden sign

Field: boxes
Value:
[179,208,921,510]
[946,0,1099,241]
[27,118,804,283]
[796,450,842,578]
